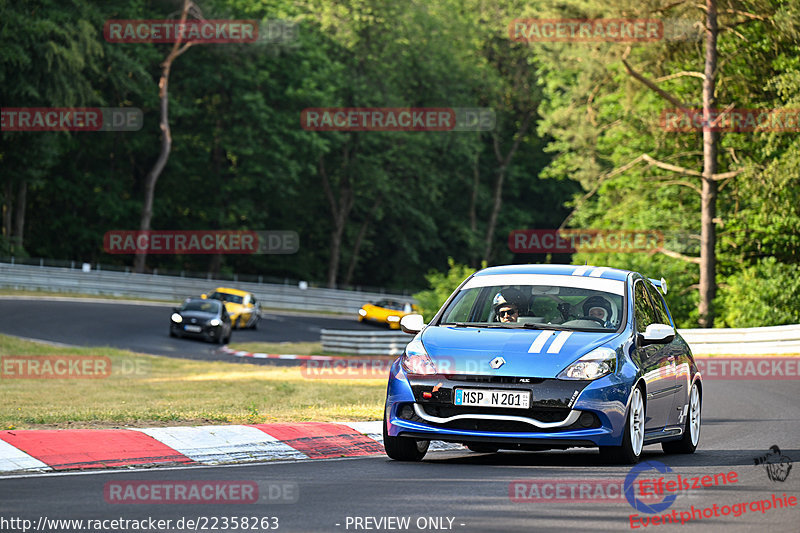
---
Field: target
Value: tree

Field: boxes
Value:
[133,0,196,273]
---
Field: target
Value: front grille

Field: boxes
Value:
[396,402,600,433]
[422,404,570,422]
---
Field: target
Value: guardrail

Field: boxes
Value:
[678,324,800,355]
[321,329,411,355]
[0,262,412,313]
[320,325,800,356]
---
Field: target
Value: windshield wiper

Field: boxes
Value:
[443,322,519,328]
[518,323,570,331]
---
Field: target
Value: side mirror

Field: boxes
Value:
[400,313,425,334]
[638,323,675,346]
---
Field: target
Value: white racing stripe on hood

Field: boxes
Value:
[528,330,555,353]
[546,331,573,353]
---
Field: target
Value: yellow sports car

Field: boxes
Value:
[202,287,260,329]
[357,299,419,329]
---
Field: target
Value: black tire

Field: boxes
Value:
[383,411,429,461]
[600,385,645,465]
[662,382,701,454]
[169,328,177,337]
[467,444,498,453]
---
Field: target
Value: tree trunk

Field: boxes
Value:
[468,153,480,266]
[2,181,12,242]
[699,0,719,327]
[343,198,382,286]
[482,113,532,263]
[133,0,194,273]
[319,151,354,288]
[12,180,26,251]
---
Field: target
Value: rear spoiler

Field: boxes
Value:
[648,277,668,295]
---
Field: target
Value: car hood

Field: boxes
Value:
[222,302,244,314]
[178,311,216,322]
[420,325,621,378]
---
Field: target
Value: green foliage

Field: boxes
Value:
[2,0,798,328]
[717,257,800,327]
[413,258,481,321]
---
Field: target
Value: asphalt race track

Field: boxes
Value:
[1,379,798,532]
[0,298,378,363]
[0,297,798,531]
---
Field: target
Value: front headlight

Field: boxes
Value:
[358,309,367,317]
[171,313,183,323]
[558,347,616,380]
[209,318,221,327]
[401,339,437,375]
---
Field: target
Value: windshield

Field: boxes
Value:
[209,292,244,304]
[374,300,407,310]
[182,300,221,313]
[439,279,624,332]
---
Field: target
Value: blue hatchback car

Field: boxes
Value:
[383,264,702,464]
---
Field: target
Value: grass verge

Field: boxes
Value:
[227,342,322,355]
[0,334,384,430]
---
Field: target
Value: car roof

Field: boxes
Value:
[212,287,249,296]
[185,297,220,306]
[473,264,632,282]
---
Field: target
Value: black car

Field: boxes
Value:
[169,298,232,344]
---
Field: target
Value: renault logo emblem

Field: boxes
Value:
[490,356,505,369]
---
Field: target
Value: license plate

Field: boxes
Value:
[184,325,202,333]
[454,388,530,409]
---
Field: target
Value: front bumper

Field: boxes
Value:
[385,360,632,448]
[171,322,223,339]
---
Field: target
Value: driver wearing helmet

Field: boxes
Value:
[583,295,613,326]
[492,288,527,323]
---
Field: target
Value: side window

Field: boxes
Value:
[634,281,657,333]
[645,282,672,326]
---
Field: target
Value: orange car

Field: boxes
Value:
[358,299,420,329]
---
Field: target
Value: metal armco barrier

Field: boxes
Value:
[678,324,800,355]
[0,262,409,313]
[321,329,412,355]
[321,325,800,356]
